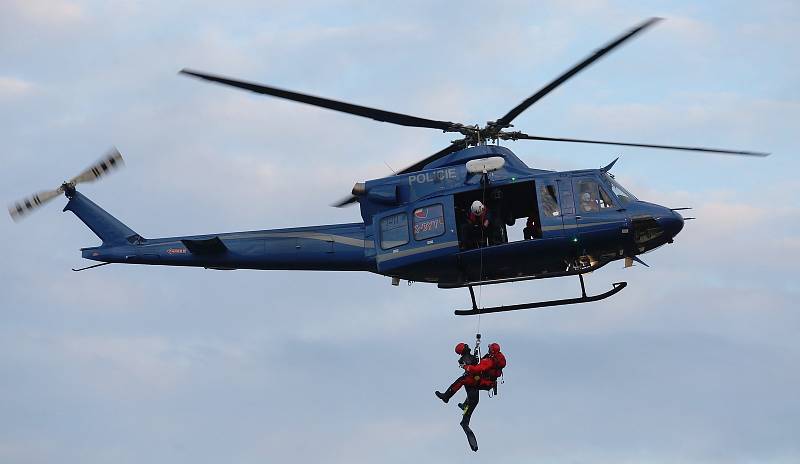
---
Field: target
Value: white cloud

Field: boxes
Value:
[2,0,83,26]
[0,76,34,100]
[659,14,717,45]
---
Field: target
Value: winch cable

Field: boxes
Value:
[475,173,493,396]
[475,171,489,338]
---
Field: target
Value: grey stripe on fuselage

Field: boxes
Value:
[137,231,372,249]
[136,220,622,251]
[542,220,622,232]
[376,240,460,263]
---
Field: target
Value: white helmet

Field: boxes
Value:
[470,200,486,216]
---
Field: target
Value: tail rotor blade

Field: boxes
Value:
[10,148,125,222]
[8,187,63,222]
[70,147,125,185]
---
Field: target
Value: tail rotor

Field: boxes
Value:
[8,147,124,222]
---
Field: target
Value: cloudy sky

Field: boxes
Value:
[1,1,798,462]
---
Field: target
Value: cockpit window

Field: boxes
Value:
[604,174,638,205]
[574,177,616,213]
[598,187,614,209]
[575,179,600,213]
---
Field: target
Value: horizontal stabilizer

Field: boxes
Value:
[181,236,228,254]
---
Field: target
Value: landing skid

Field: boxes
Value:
[455,274,626,316]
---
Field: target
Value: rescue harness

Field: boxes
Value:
[471,332,504,397]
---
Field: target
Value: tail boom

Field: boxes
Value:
[66,190,373,272]
[81,224,374,272]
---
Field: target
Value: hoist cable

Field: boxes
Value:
[475,172,489,335]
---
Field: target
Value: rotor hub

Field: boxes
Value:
[62,182,77,198]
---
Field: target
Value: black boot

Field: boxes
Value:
[461,423,479,452]
[435,390,452,403]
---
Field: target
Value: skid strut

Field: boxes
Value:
[455,274,626,316]
[468,285,478,310]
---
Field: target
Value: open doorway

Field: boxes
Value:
[454,180,539,250]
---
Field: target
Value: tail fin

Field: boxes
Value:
[63,190,140,245]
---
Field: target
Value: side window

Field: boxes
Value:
[540,184,560,216]
[413,204,445,240]
[575,179,601,213]
[380,213,408,249]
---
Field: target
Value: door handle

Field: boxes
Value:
[575,215,582,220]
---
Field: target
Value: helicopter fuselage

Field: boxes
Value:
[74,145,684,286]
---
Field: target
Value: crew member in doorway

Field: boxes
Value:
[461,200,490,249]
[523,216,536,240]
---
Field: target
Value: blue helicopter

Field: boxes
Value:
[9,18,767,315]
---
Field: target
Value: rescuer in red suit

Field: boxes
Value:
[435,342,479,403]
[435,341,506,452]
[460,342,506,450]
[465,342,506,391]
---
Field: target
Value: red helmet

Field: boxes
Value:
[488,342,501,354]
[455,342,468,355]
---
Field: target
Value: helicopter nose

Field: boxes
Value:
[658,210,684,239]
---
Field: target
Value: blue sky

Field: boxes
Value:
[1,1,798,463]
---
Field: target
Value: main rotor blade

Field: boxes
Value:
[493,17,662,128]
[8,187,63,222]
[331,195,359,208]
[397,140,468,175]
[180,69,459,131]
[506,133,770,157]
[330,140,467,207]
[70,147,125,184]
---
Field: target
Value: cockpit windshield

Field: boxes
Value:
[604,173,638,205]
